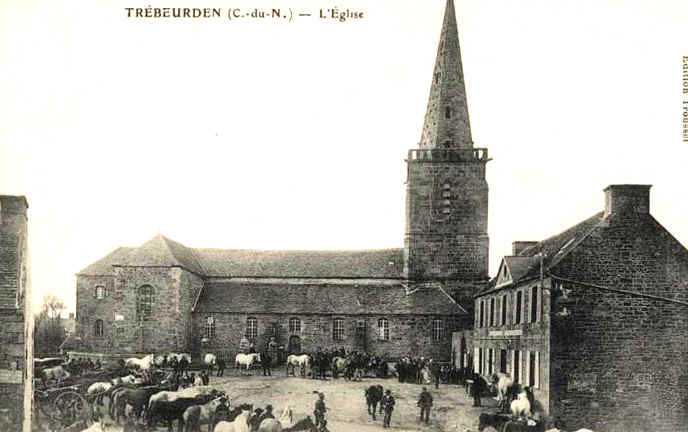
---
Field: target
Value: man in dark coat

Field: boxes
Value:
[313,392,327,430]
[417,387,433,424]
[381,389,395,428]
[262,351,272,376]
[216,357,226,377]
[472,372,485,407]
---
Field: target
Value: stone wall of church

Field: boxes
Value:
[404,161,489,281]
[76,267,198,355]
[193,313,458,363]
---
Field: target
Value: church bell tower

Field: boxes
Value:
[404,0,490,282]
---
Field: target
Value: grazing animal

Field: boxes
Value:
[148,394,215,431]
[364,385,384,420]
[112,386,164,423]
[258,418,282,432]
[41,365,70,385]
[87,382,112,406]
[125,355,154,371]
[203,353,217,374]
[331,357,349,379]
[285,355,310,377]
[214,409,252,432]
[182,395,228,432]
[235,353,261,371]
[510,390,532,418]
[282,416,317,432]
[491,372,515,401]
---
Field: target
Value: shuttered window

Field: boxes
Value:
[478,348,483,374]
[514,350,521,384]
[488,348,493,375]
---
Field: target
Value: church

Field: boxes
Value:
[72,0,490,362]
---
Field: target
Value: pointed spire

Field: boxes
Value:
[419,0,472,149]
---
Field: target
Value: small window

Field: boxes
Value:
[445,106,452,119]
[489,298,495,327]
[377,318,389,341]
[333,318,345,341]
[432,318,443,342]
[246,317,258,340]
[478,348,483,374]
[515,291,522,324]
[95,286,105,300]
[205,316,215,339]
[94,319,103,337]
[289,317,301,334]
[531,286,539,323]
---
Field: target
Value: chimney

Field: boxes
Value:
[603,185,651,218]
[513,241,538,256]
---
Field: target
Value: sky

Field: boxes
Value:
[1,0,688,313]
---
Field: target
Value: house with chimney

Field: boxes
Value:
[472,185,688,432]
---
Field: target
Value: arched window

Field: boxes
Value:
[136,285,154,322]
[289,317,301,334]
[205,316,215,339]
[333,318,345,341]
[377,318,389,341]
[95,286,105,300]
[246,317,258,340]
[94,319,104,337]
[432,318,443,342]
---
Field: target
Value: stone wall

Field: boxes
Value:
[193,313,457,362]
[0,196,31,431]
[76,267,198,355]
[404,160,489,281]
[550,286,688,432]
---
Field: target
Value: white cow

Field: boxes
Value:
[235,353,261,372]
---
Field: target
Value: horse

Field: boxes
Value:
[331,357,349,379]
[182,395,228,432]
[490,372,514,403]
[203,354,217,375]
[41,365,70,386]
[86,382,112,407]
[125,355,154,371]
[510,390,532,418]
[286,355,310,377]
[235,353,261,373]
[258,418,282,432]
[364,385,384,420]
[214,408,252,432]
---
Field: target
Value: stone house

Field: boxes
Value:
[473,185,688,432]
[73,0,491,363]
[0,195,32,431]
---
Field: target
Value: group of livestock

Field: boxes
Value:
[285,349,390,380]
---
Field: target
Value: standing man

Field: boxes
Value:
[313,392,327,430]
[381,389,395,428]
[262,350,272,376]
[417,387,433,424]
[471,371,483,407]
[216,357,226,377]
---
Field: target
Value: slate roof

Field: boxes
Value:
[77,235,405,279]
[193,248,404,278]
[77,247,135,276]
[194,281,464,315]
[482,212,605,293]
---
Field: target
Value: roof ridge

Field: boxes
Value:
[545,212,605,272]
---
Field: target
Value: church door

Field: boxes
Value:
[288,336,301,354]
